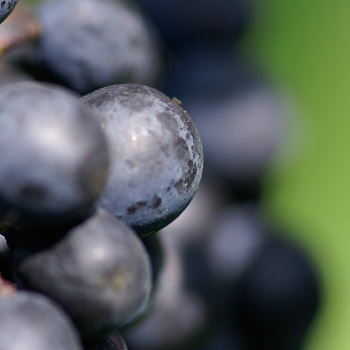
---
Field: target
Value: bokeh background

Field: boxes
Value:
[243,1,350,349]
[7,0,350,349]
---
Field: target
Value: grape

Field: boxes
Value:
[16,209,152,337]
[0,81,109,234]
[0,0,17,24]
[197,204,269,318]
[164,42,259,99]
[190,87,285,184]
[0,291,83,350]
[207,205,267,284]
[235,235,321,350]
[82,84,203,237]
[29,0,161,94]
[134,0,251,46]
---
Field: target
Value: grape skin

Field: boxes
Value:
[0,0,18,24]
[83,84,203,237]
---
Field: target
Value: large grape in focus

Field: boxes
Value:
[82,84,203,237]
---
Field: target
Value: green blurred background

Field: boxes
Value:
[243,1,350,349]
[16,0,350,348]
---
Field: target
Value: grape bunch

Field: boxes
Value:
[0,78,203,348]
[0,1,321,350]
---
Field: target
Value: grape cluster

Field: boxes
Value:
[0,1,321,349]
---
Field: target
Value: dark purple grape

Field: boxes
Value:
[29,0,161,94]
[0,0,17,24]
[16,209,152,337]
[164,42,260,100]
[0,81,109,233]
[190,87,285,183]
[200,204,269,317]
[235,235,321,350]
[134,0,251,46]
[82,84,203,237]
[0,291,83,350]
[206,205,267,284]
